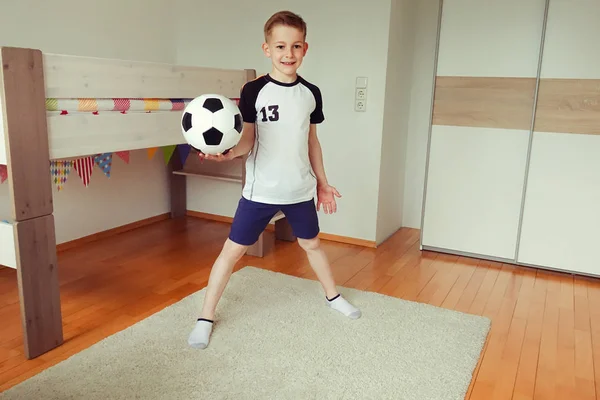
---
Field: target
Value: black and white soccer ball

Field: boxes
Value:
[181,94,243,155]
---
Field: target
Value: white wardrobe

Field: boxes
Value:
[420,0,600,276]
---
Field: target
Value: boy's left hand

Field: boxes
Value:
[317,184,341,214]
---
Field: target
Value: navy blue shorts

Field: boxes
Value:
[228,197,319,246]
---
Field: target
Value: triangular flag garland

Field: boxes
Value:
[74,156,94,187]
[0,147,193,188]
[0,164,7,184]
[50,160,73,191]
[94,153,113,177]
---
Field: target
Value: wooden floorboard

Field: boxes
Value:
[0,216,598,399]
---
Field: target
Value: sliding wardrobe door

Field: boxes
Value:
[517,0,600,275]
[421,0,547,259]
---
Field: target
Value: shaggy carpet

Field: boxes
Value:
[0,266,490,399]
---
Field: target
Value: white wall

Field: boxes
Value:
[0,0,175,63]
[402,0,442,229]
[0,0,176,243]
[175,0,422,242]
[1,0,443,246]
[375,0,418,243]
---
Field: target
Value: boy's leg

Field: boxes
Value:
[282,199,361,319]
[188,238,246,349]
[199,238,248,321]
[188,197,279,349]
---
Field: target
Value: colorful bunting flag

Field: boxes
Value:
[0,165,7,184]
[50,160,73,190]
[74,156,94,187]
[177,144,191,165]
[147,147,158,160]
[116,151,130,164]
[94,153,113,177]
[162,145,176,164]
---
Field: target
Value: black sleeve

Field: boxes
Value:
[310,85,325,124]
[238,81,258,123]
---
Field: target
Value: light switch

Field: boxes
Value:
[355,77,368,89]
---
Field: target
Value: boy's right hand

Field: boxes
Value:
[198,148,236,162]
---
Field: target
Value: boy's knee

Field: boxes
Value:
[221,238,248,260]
[297,236,320,252]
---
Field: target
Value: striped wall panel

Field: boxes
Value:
[517,0,600,275]
[421,0,547,260]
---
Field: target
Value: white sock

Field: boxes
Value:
[187,318,213,349]
[327,294,361,319]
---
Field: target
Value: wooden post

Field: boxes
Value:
[168,145,187,218]
[1,47,63,359]
[275,218,296,242]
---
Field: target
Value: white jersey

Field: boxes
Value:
[238,74,325,205]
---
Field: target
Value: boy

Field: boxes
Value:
[188,10,360,350]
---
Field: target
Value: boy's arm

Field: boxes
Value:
[308,124,328,187]
[308,124,341,214]
[231,122,255,158]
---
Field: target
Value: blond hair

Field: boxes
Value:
[264,11,307,41]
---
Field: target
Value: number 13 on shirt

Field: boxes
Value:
[260,105,280,122]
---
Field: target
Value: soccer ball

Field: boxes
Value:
[181,94,243,155]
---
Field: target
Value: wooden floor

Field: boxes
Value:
[0,216,598,399]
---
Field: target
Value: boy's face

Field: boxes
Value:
[262,25,308,79]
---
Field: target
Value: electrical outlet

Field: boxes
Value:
[355,88,367,100]
[355,99,366,112]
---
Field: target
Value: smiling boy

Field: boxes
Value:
[188,10,361,350]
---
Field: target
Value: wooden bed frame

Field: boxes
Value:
[0,46,294,359]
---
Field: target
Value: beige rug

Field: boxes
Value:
[0,266,490,399]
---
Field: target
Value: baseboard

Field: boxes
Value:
[186,210,377,248]
[56,213,171,252]
[317,232,376,248]
[185,210,238,225]
[53,210,376,254]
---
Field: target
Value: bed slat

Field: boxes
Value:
[43,53,248,99]
[47,112,186,159]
